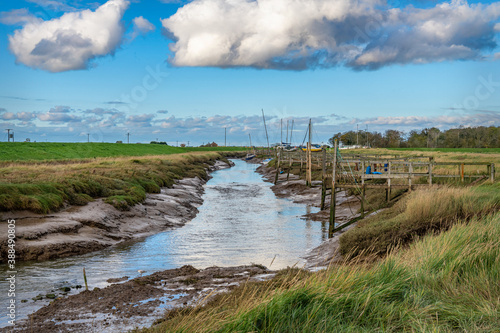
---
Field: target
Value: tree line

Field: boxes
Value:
[328,126,500,148]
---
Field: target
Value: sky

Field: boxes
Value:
[0,0,499,146]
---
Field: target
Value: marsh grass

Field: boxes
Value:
[141,212,500,333]
[339,185,500,258]
[0,152,240,213]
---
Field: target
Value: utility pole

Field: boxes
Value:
[225,127,226,147]
[87,133,90,143]
[176,140,178,147]
[357,124,359,146]
[188,141,190,147]
[261,109,270,154]
[366,125,368,147]
[6,129,12,142]
[127,132,130,144]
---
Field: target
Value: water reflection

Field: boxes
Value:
[0,159,325,326]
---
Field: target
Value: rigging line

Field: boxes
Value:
[301,125,309,147]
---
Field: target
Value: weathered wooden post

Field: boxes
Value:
[428,157,433,186]
[386,161,391,203]
[461,163,465,182]
[408,162,413,191]
[286,155,292,181]
[491,163,495,182]
[321,148,326,210]
[329,139,338,238]
[306,119,312,186]
[274,148,281,185]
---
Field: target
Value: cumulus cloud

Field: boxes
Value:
[8,0,129,72]
[130,16,155,40]
[162,0,500,70]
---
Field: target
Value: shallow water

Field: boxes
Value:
[0,159,326,326]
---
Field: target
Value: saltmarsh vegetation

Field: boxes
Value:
[0,152,241,213]
[142,211,500,332]
[139,154,499,332]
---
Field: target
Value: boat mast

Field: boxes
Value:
[261,109,270,155]
[290,120,294,146]
[307,118,312,186]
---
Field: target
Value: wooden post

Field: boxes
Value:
[329,139,338,238]
[299,157,303,176]
[83,268,88,291]
[428,158,433,186]
[491,163,495,182]
[321,148,326,210]
[274,148,281,185]
[361,184,365,218]
[408,162,413,191]
[461,163,465,182]
[386,161,391,203]
[287,155,291,181]
[306,119,312,187]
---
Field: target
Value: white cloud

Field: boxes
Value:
[0,9,39,25]
[130,16,155,40]
[8,0,129,72]
[26,0,77,12]
[162,0,500,70]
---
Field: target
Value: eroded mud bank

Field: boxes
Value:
[0,160,233,263]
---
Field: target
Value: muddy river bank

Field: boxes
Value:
[1,158,361,332]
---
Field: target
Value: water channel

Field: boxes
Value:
[0,159,327,326]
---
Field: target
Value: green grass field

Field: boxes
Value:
[0,142,245,161]
[387,147,500,154]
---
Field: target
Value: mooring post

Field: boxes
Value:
[491,163,495,182]
[287,155,291,181]
[83,268,88,291]
[274,148,281,185]
[321,148,326,210]
[329,139,338,238]
[461,163,465,182]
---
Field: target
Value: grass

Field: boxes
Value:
[387,147,500,154]
[0,142,245,161]
[141,212,500,333]
[0,152,244,213]
[339,184,500,258]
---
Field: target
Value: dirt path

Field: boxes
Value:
[0,160,232,263]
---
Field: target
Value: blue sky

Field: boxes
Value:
[0,0,499,145]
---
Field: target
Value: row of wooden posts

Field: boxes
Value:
[257,141,496,238]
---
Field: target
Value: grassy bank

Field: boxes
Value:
[142,210,500,332]
[0,152,244,213]
[339,184,500,258]
[0,142,245,161]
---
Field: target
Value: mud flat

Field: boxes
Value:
[255,163,362,270]
[0,160,233,263]
[1,264,272,333]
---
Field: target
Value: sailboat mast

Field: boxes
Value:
[261,109,270,153]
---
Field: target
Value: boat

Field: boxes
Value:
[245,154,256,160]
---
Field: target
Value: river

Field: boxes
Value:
[0,159,327,327]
